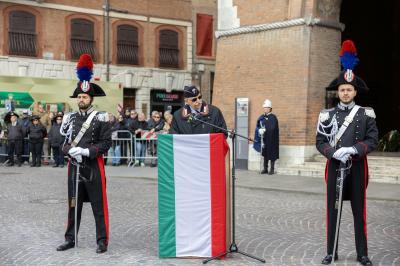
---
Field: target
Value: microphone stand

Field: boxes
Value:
[188,114,265,264]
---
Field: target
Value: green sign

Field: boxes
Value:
[0,91,34,109]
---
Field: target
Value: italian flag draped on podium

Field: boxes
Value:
[158,133,230,258]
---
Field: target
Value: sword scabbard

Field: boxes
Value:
[71,197,76,207]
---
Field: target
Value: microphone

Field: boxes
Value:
[187,112,200,124]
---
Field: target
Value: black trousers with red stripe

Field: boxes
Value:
[325,158,368,256]
[65,158,109,245]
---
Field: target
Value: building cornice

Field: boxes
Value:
[215,17,345,39]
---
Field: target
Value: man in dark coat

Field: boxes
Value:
[56,54,111,254]
[253,99,279,174]
[20,110,31,163]
[170,85,227,136]
[48,113,65,167]
[316,40,377,266]
[6,112,25,166]
[26,115,47,167]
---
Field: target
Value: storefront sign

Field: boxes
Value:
[152,91,182,103]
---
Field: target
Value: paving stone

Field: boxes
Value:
[0,166,399,265]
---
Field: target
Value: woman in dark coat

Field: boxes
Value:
[253,99,279,174]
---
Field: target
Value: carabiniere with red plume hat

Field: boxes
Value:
[56,54,111,254]
[316,40,378,266]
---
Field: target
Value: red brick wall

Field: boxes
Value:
[233,0,289,25]
[306,27,341,144]
[213,25,341,146]
[0,1,190,68]
[49,0,192,21]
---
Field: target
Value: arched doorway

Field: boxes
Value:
[340,0,400,137]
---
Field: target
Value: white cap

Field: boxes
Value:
[262,99,272,108]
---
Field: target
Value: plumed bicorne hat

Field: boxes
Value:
[70,54,106,98]
[326,40,368,92]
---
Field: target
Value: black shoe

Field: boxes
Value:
[17,163,21,167]
[56,241,74,251]
[36,164,41,167]
[30,164,36,167]
[53,165,59,168]
[261,169,268,174]
[357,256,372,266]
[96,241,107,253]
[321,254,338,264]
[268,168,275,175]
[6,163,14,167]
[60,165,64,168]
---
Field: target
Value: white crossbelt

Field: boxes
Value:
[71,111,98,147]
[332,105,360,147]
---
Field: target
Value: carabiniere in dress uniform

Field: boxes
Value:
[56,54,112,254]
[316,40,378,266]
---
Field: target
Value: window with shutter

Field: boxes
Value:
[70,19,96,61]
[117,25,139,65]
[159,30,179,68]
[8,11,37,57]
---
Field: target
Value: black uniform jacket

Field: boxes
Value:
[316,104,378,190]
[316,105,378,160]
[62,109,112,201]
[170,102,227,136]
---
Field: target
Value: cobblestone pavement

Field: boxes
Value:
[0,166,399,266]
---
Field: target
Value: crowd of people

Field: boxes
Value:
[0,103,66,167]
[0,102,174,168]
[107,108,172,167]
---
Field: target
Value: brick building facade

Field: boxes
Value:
[215,0,400,168]
[0,0,217,116]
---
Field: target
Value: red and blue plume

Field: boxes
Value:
[76,54,93,82]
[339,40,359,71]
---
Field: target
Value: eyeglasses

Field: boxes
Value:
[190,95,202,102]
[153,116,160,119]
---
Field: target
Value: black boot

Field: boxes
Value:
[56,240,74,251]
[261,169,268,174]
[357,256,372,266]
[268,161,275,175]
[261,159,268,174]
[321,254,338,264]
[96,240,107,253]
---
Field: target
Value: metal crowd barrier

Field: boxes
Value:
[0,130,164,167]
[105,130,161,167]
[0,137,60,166]
[104,130,134,166]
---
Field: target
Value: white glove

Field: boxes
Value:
[339,153,351,163]
[333,147,357,159]
[69,147,90,157]
[73,154,82,163]
[258,128,266,136]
